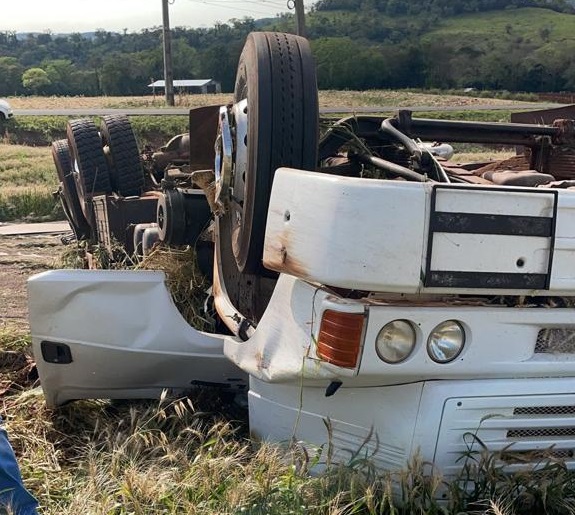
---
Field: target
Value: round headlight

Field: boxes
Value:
[427,320,465,363]
[376,320,416,364]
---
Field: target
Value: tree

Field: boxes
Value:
[312,37,389,89]
[43,59,76,95]
[171,39,199,79]
[99,53,151,95]
[0,57,24,96]
[22,68,51,94]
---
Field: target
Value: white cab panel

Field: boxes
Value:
[28,270,247,407]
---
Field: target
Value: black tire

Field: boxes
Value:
[224,32,319,273]
[100,115,144,197]
[52,139,92,240]
[66,119,112,211]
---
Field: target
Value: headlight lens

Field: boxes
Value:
[376,320,416,363]
[427,320,465,363]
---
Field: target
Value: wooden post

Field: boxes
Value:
[294,0,307,38]
[162,0,175,106]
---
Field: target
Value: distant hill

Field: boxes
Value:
[262,2,575,91]
[419,7,575,90]
[312,0,574,16]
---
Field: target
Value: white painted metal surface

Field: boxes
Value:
[430,233,550,273]
[28,269,247,407]
[0,98,13,119]
[433,186,553,216]
[224,274,362,383]
[249,378,424,471]
[263,169,428,292]
[263,169,575,295]
[224,274,575,386]
[249,377,575,476]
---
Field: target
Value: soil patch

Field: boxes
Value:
[0,231,64,331]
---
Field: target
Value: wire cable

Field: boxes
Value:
[187,0,288,17]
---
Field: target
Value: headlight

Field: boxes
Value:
[376,320,416,364]
[427,320,465,363]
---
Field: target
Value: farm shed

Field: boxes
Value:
[148,79,221,95]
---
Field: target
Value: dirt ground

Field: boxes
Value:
[0,231,65,332]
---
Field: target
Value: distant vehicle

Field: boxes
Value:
[0,99,13,120]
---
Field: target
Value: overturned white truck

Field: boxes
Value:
[29,32,575,478]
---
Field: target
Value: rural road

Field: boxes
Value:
[12,103,566,116]
[0,221,71,236]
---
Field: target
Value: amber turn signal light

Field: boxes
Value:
[317,310,365,369]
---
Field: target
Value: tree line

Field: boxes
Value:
[312,0,575,16]
[0,0,574,96]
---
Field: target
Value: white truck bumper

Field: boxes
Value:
[250,377,575,476]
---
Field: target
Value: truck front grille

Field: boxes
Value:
[434,394,575,477]
[513,405,575,416]
[535,328,575,353]
[507,427,575,438]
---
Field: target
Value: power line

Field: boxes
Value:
[197,0,285,4]
[188,0,287,17]
[192,0,286,6]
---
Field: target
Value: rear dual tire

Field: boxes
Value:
[100,115,145,197]
[52,139,92,240]
[66,119,112,219]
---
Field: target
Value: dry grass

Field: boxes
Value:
[0,144,60,222]
[6,90,527,111]
[7,95,233,110]
[317,90,525,109]
[0,144,53,186]
[137,245,214,332]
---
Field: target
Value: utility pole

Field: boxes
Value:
[162,0,175,106]
[294,0,307,38]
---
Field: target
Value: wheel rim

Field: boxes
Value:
[230,99,249,266]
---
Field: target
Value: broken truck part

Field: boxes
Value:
[29,31,575,478]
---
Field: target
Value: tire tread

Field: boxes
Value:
[66,119,112,198]
[101,115,144,197]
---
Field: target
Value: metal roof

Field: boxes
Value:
[148,79,214,88]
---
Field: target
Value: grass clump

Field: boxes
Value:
[0,186,63,222]
[137,245,214,332]
[0,143,61,222]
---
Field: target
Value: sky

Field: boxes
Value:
[2,0,315,33]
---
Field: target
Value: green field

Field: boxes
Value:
[425,7,575,48]
[0,144,61,222]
